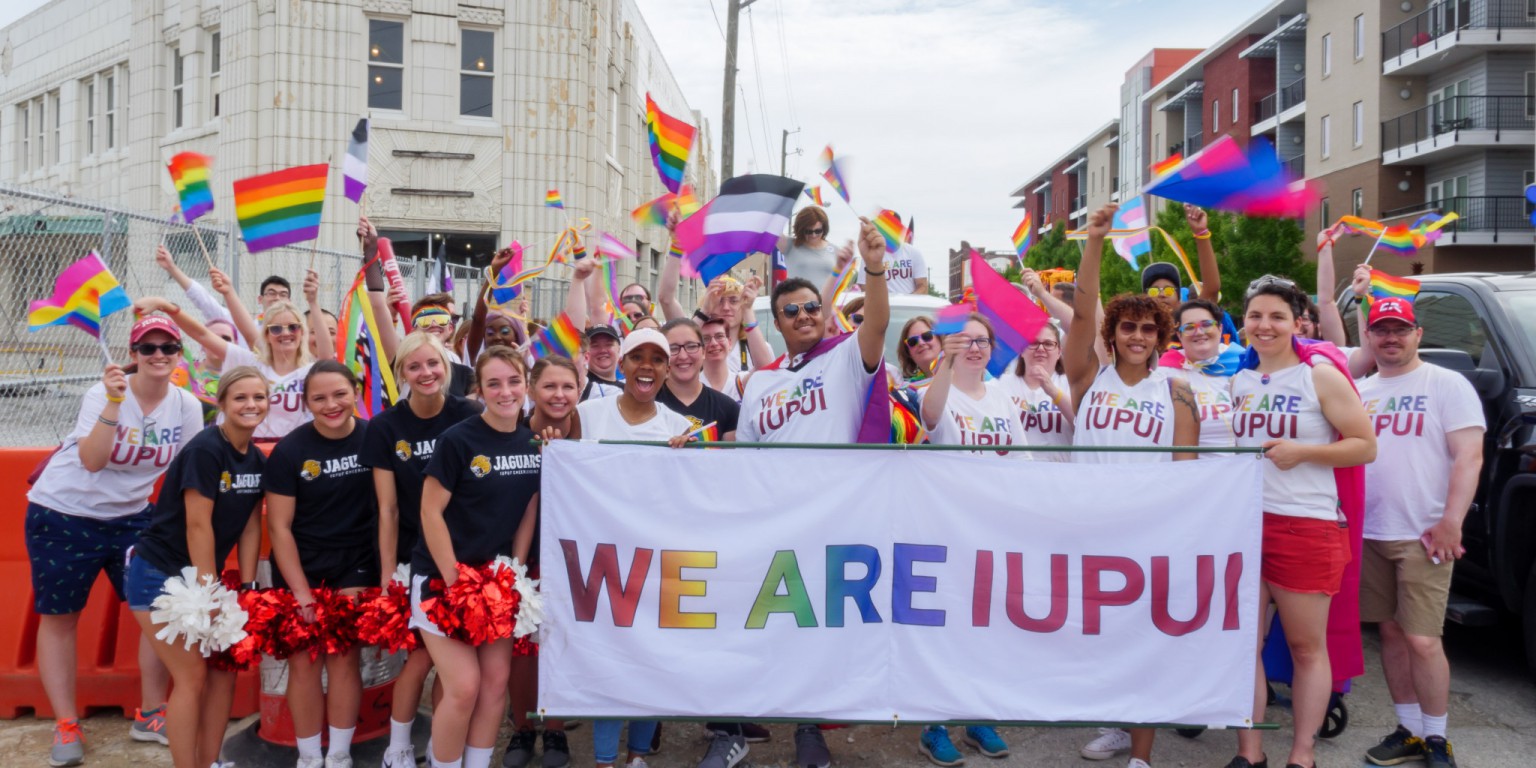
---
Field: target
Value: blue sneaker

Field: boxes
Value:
[919,726,964,767]
[963,726,1008,758]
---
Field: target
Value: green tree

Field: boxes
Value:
[1148,201,1309,317]
[1022,220,1139,298]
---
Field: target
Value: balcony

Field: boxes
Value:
[1381,96,1536,163]
[1282,154,1304,178]
[1381,196,1535,246]
[1278,77,1306,120]
[1382,0,1536,76]
[1255,93,1278,123]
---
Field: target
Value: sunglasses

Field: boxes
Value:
[1177,319,1217,335]
[1245,274,1297,298]
[779,301,822,318]
[905,331,935,347]
[1118,321,1160,336]
[621,294,648,305]
[1146,286,1178,298]
[806,228,825,236]
[669,342,703,354]
[266,323,303,336]
[847,313,865,325]
[416,315,453,329]
[133,342,183,356]
[488,325,518,336]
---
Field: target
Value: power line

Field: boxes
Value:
[738,83,761,170]
[771,0,800,136]
[705,0,725,39]
[746,8,774,176]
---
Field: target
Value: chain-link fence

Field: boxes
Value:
[0,183,567,447]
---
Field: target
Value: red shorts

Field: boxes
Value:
[1261,513,1350,595]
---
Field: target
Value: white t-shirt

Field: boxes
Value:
[702,368,750,404]
[855,243,927,295]
[929,380,1029,457]
[738,335,877,443]
[994,370,1073,461]
[576,397,692,441]
[1359,363,1485,540]
[1230,360,1340,521]
[219,343,313,439]
[1073,366,1176,464]
[29,381,205,520]
[1183,369,1237,454]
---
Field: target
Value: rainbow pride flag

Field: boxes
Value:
[1011,212,1033,262]
[645,93,696,194]
[545,189,564,210]
[688,421,721,443]
[337,268,398,418]
[233,164,328,252]
[1338,213,1459,256]
[873,210,905,252]
[1151,153,1183,178]
[530,312,582,359]
[167,152,215,223]
[820,146,850,203]
[828,259,860,332]
[1367,269,1420,307]
[804,186,825,207]
[28,252,132,338]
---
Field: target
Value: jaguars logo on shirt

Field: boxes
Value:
[394,440,412,461]
[219,471,232,492]
[300,459,322,481]
[469,455,492,478]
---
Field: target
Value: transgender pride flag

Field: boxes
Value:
[1112,195,1152,267]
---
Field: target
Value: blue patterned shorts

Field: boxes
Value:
[25,503,152,615]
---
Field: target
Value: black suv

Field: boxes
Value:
[1340,272,1536,669]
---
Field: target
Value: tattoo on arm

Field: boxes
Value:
[1171,381,1200,426]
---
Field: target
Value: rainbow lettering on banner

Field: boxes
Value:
[1367,269,1420,307]
[545,189,564,210]
[167,152,215,223]
[1151,153,1183,178]
[645,93,696,194]
[820,146,851,203]
[1011,213,1033,262]
[27,251,132,338]
[337,268,399,418]
[873,210,905,253]
[804,186,825,207]
[531,312,582,360]
[233,164,328,253]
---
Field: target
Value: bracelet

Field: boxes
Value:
[241,581,260,592]
[692,309,712,323]
[98,416,119,427]
[743,322,759,332]
[1192,229,1212,240]
[104,392,125,404]
[864,266,886,277]
[668,242,686,259]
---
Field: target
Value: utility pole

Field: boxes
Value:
[720,0,757,181]
[780,128,800,176]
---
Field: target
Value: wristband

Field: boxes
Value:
[105,392,125,404]
[98,416,119,427]
[1192,229,1212,241]
[668,242,686,259]
[692,309,712,324]
[864,266,885,277]
[241,581,260,592]
[743,322,759,332]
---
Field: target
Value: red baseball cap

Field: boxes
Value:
[1367,297,1416,328]
[130,315,183,344]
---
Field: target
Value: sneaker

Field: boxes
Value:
[918,726,964,767]
[1423,736,1456,767]
[1127,760,1152,768]
[541,730,570,768]
[502,729,539,768]
[1366,725,1426,766]
[381,745,416,768]
[794,724,831,768]
[323,755,352,768]
[962,726,1008,758]
[49,720,85,767]
[294,758,324,768]
[696,732,749,768]
[1080,728,1131,760]
[1222,757,1268,768]
[624,758,649,768]
[131,707,170,745]
[703,722,771,743]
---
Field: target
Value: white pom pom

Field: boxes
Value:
[149,567,248,656]
[507,557,543,640]
[391,563,411,586]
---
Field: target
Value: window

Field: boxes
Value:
[210,32,221,117]
[1213,99,1220,132]
[1352,101,1364,146]
[50,91,59,165]
[1320,114,1332,158]
[83,79,95,155]
[104,72,117,149]
[1321,33,1332,77]
[1427,175,1469,218]
[1351,188,1363,217]
[1526,71,1534,119]
[459,28,494,117]
[171,47,184,128]
[34,96,46,169]
[608,88,619,159]
[1416,292,1492,368]
[1353,15,1364,60]
[1430,79,1469,127]
[1232,88,1239,123]
[1319,197,1330,228]
[368,19,404,110]
[18,103,29,173]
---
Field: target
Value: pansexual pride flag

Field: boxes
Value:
[1367,269,1420,307]
[645,93,696,194]
[28,251,132,338]
[343,118,368,203]
[1111,195,1153,266]
[233,164,328,252]
[168,152,215,223]
[820,146,851,203]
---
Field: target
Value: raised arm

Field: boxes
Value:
[1345,263,1377,378]
[1021,267,1075,330]
[208,266,259,352]
[357,216,399,360]
[566,258,594,328]
[854,219,889,372]
[1066,204,1116,410]
[1315,227,1349,347]
[135,296,230,362]
[156,244,235,330]
[920,334,968,430]
[302,269,335,361]
[658,212,689,321]
[741,275,774,367]
[1186,205,1220,301]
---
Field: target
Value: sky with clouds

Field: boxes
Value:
[0,0,1268,292]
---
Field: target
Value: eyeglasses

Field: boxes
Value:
[133,342,183,356]
[266,323,303,336]
[779,301,822,318]
[1118,321,1160,336]
[488,325,518,337]
[1245,274,1297,298]
[1031,340,1060,351]
[848,313,865,326]
[669,342,704,354]
[416,315,453,329]
[806,228,825,236]
[905,331,935,347]
[621,294,648,305]
[1368,324,1416,338]
[960,337,993,350]
[1146,286,1178,298]
[1177,319,1217,335]
[702,332,730,344]
[261,289,290,299]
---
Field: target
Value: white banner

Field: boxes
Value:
[539,442,1263,726]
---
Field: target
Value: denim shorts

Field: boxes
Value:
[25,503,152,614]
[123,551,175,612]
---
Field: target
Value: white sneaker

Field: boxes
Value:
[295,758,324,768]
[323,755,353,768]
[1126,760,1151,768]
[381,746,415,768]
[1080,728,1131,760]
[624,758,649,768]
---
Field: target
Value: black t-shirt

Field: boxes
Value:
[360,395,482,560]
[449,362,474,398]
[264,420,376,551]
[135,426,266,574]
[413,417,541,578]
[657,384,740,436]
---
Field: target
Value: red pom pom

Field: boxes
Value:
[208,588,267,671]
[357,582,419,654]
[512,636,538,657]
[309,587,363,659]
[257,590,321,660]
[422,562,523,646]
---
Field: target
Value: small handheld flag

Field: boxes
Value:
[1366,269,1420,307]
[343,118,369,203]
[233,164,329,252]
[970,250,1050,377]
[931,303,971,335]
[1151,153,1183,178]
[545,189,564,210]
[167,152,215,223]
[28,251,132,341]
[804,186,826,207]
[645,93,697,194]
[530,313,583,359]
[1111,196,1153,266]
[820,146,851,204]
[1011,213,1033,263]
[873,210,905,253]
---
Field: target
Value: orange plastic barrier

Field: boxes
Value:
[0,447,260,720]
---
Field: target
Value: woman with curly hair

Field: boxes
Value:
[1064,204,1200,768]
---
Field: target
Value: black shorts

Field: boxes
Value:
[272,545,379,591]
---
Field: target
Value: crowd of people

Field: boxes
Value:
[21,202,1482,768]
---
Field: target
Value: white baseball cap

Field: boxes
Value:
[618,327,669,359]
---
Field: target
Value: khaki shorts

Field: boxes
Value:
[1359,538,1454,637]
